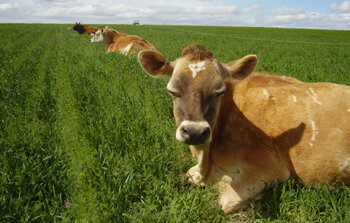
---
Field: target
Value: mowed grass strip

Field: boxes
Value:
[1,24,350,222]
[54,42,104,222]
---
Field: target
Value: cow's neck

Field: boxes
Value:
[209,80,258,168]
[210,80,295,173]
[211,81,237,146]
[105,30,121,46]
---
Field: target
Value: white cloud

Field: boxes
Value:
[330,1,350,12]
[0,0,349,30]
[242,5,261,13]
[250,6,350,30]
[0,3,16,10]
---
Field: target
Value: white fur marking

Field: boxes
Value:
[306,87,322,105]
[309,119,319,143]
[188,61,206,78]
[339,158,350,172]
[336,128,343,134]
[263,89,270,98]
[292,95,297,102]
[263,89,276,100]
[122,44,132,55]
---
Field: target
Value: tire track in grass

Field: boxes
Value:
[55,46,105,222]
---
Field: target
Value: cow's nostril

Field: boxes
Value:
[182,126,189,134]
[201,127,210,139]
[181,126,190,140]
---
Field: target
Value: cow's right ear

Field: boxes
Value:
[138,49,173,77]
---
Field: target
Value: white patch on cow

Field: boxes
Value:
[309,119,319,145]
[188,60,206,78]
[263,89,270,98]
[122,44,132,55]
[306,87,322,105]
[263,89,276,100]
[336,128,343,134]
[292,95,297,102]
[339,158,350,173]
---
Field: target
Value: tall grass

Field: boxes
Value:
[0,24,349,222]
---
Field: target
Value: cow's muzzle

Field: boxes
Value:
[176,121,211,145]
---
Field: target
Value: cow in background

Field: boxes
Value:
[91,26,155,55]
[73,22,99,35]
[138,44,350,213]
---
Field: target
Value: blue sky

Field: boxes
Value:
[0,0,349,30]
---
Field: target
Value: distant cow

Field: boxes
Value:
[73,22,99,35]
[138,44,350,214]
[90,26,155,55]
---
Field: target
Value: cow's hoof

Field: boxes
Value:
[218,200,244,214]
[186,166,205,186]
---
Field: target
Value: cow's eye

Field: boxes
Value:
[215,89,226,97]
[168,90,181,98]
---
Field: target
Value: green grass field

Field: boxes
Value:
[0,23,349,222]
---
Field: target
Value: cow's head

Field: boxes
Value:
[73,22,85,34]
[91,26,118,43]
[138,44,257,145]
[90,27,105,43]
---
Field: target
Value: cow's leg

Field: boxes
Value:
[217,182,247,213]
[186,144,211,186]
[217,179,266,213]
[217,166,289,214]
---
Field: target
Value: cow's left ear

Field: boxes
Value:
[138,49,174,77]
[225,55,258,80]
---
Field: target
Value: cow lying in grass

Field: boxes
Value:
[138,44,350,214]
[91,26,155,55]
[72,22,99,35]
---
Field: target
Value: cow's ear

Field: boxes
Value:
[138,49,173,77]
[225,55,257,81]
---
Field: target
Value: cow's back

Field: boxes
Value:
[111,34,155,54]
[233,72,350,185]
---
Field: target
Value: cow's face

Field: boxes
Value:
[90,28,105,43]
[73,23,84,34]
[138,45,257,145]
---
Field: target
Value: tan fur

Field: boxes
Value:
[138,45,350,214]
[72,22,99,35]
[93,27,155,55]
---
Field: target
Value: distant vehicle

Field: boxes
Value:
[133,20,140,25]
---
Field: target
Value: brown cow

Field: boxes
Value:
[90,26,155,55]
[138,44,350,214]
[73,22,99,35]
